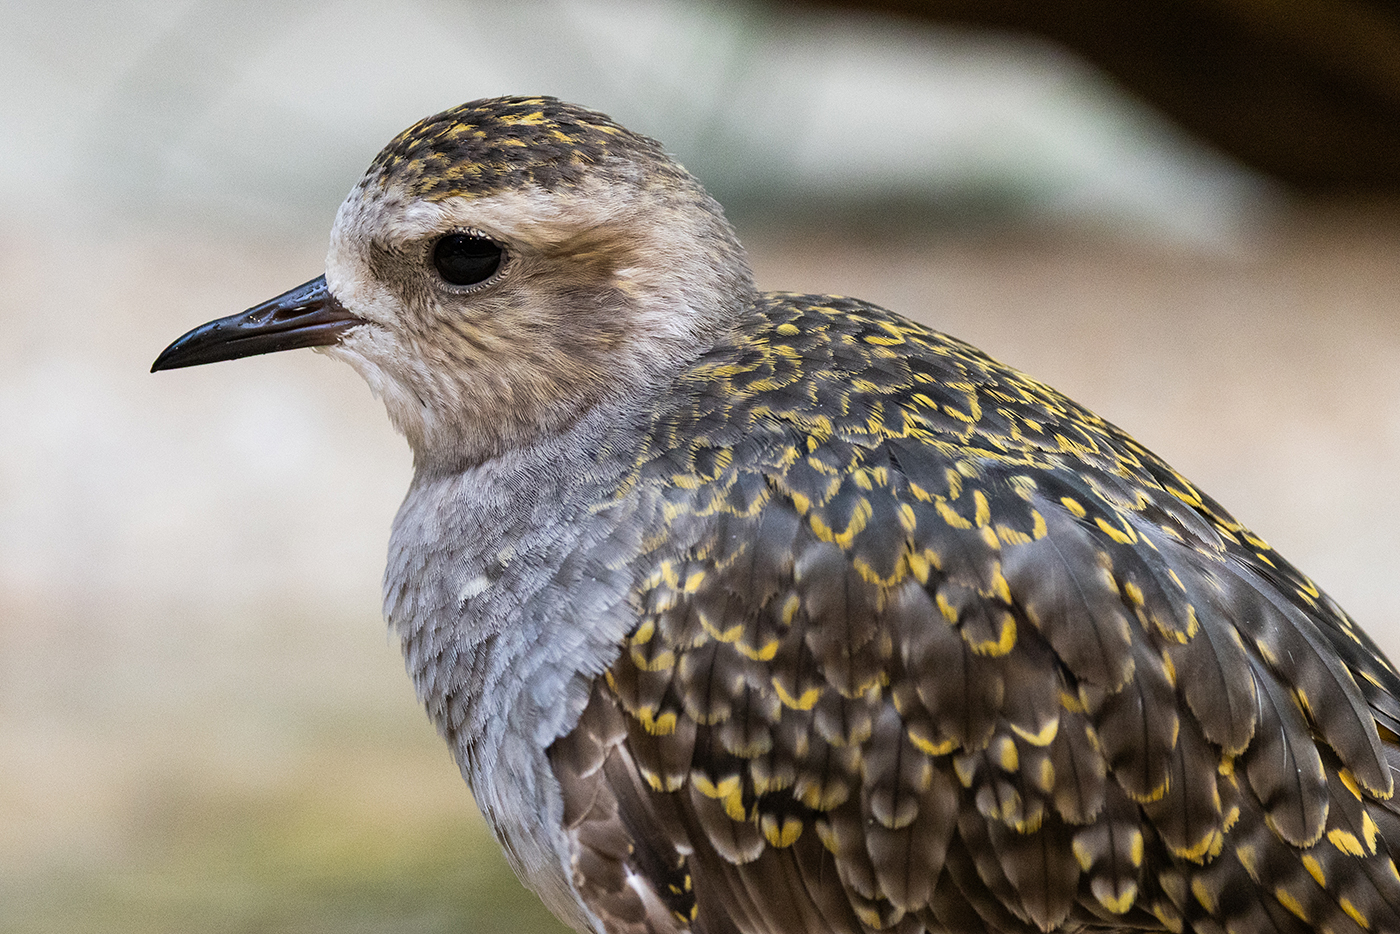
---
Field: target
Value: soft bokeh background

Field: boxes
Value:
[2,2,1398,931]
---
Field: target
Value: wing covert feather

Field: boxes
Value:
[543,294,1400,934]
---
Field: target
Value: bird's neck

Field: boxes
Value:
[383,390,658,922]
[384,389,653,755]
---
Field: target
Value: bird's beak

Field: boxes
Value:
[151,275,363,372]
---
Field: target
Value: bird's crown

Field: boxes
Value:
[364,96,686,202]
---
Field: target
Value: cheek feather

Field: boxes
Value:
[323,329,433,447]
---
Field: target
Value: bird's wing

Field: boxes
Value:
[550,294,1400,934]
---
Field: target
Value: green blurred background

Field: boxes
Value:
[2,1,1398,931]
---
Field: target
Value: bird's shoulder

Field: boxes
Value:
[550,292,1400,934]
[624,292,1400,724]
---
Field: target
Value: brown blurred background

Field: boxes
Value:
[2,1,1398,931]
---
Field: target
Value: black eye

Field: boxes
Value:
[432,234,503,286]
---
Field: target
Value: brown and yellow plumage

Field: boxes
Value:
[367,96,686,202]
[153,96,1400,934]
[553,293,1400,934]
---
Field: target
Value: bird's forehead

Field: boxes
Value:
[360,95,665,203]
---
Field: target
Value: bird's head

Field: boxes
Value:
[153,96,756,470]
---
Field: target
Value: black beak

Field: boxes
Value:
[151,275,363,372]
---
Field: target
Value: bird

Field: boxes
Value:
[152,96,1400,934]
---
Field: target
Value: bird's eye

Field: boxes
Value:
[432,234,504,286]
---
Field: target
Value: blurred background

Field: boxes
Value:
[2,1,1398,931]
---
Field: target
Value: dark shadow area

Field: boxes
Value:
[799,0,1400,190]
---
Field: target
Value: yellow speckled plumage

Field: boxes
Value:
[154,96,1400,934]
[560,291,1400,934]
[367,96,683,203]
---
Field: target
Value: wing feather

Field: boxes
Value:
[540,294,1400,934]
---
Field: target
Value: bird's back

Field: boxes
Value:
[551,291,1400,934]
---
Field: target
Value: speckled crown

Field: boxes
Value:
[365,96,683,201]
